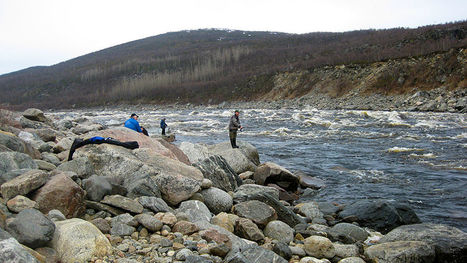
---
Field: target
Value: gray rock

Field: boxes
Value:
[233,200,277,227]
[110,222,136,236]
[175,248,194,260]
[380,223,467,263]
[6,208,56,249]
[91,218,111,234]
[0,228,12,241]
[193,155,242,192]
[41,152,61,166]
[0,169,31,186]
[47,209,66,221]
[297,201,324,221]
[201,187,233,214]
[209,141,260,174]
[317,202,340,216]
[254,162,299,192]
[0,152,38,182]
[101,195,144,214]
[33,128,57,142]
[1,169,48,200]
[23,108,48,122]
[303,236,335,259]
[134,214,163,232]
[365,241,435,263]
[177,200,212,223]
[248,192,306,227]
[0,238,40,263]
[82,175,113,201]
[338,257,366,263]
[0,132,41,159]
[185,255,214,263]
[273,242,292,260]
[20,116,47,129]
[6,195,37,213]
[233,184,280,203]
[111,213,138,227]
[289,246,306,257]
[227,244,287,263]
[296,171,326,189]
[264,220,294,244]
[234,218,264,242]
[138,196,171,213]
[85,200,125,216]
[334,243,359,258]
[327,223,369,244]
[338,200,420,233]
[125,175,161,199]
[51,218,112,262]
[34,159,56,171]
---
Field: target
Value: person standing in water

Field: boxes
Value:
[229,110,243,148]
[160,118,168,135]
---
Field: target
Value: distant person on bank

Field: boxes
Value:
[160,118,168,135]
[229,110,243,148]
[124,113,149,136]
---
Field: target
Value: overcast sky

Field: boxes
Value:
[0,0,465,75]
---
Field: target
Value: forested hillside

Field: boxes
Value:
[0,21,466,109]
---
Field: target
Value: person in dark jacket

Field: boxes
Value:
[228,110,243,148]
[124,113,148,136]
[160,118,168,135]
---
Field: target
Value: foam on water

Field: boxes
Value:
[387,147,425,153]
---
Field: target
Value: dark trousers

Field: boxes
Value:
[161,127,166,135]
[229,129,238,148]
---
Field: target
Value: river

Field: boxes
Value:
[50,106,467,231]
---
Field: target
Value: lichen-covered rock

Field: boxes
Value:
[304,236,335,259]
[1,169,47,200]
[233,200,277,227]
[364,241,435,263]
[0,238,40,263]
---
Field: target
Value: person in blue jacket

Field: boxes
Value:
[160,118,168,135]
[124,113,148,136]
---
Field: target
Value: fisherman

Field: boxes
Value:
[160,118,168,135]
[228,110,243,148]
[124,113,149,136]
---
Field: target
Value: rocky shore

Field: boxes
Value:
[1,108,466,263]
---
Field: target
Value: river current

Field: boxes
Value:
[51,107,467,231]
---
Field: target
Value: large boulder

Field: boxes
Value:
[247,192,306,227]
[226,244,287,263]
[380,223,467,263]
[177,200,212,223]
[254,162,299,192]
[0,152,38,184]
[338,200,420,233]
[138,196,171,213]
[0,238,40,263]
[32,173,86,218]
[326,223,369,244]
[5,208,56,249]
[264,220,295,244]
[60,142,203,205]
[85,127,186,162]
[23,108,48,122]
[234,218,264,242]
[0,131,41,159]
[208,141,260,174]
[200,187,233,214]
[50,218,112,262]
[179,142,211,163]
[233,184,280,203]
[81,175,114,201]
[101,195,144,214]
[303,236,336,259]
[233,200,277,227]
[193,155,242,192]
[1,169,48,200]
[364,241,435,263]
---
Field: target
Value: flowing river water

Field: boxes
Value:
[51,107,467,231]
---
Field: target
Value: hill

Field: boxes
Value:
[0,21,466,110]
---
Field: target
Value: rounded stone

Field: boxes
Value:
[264,220,294,244]
[304,236,335,259]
